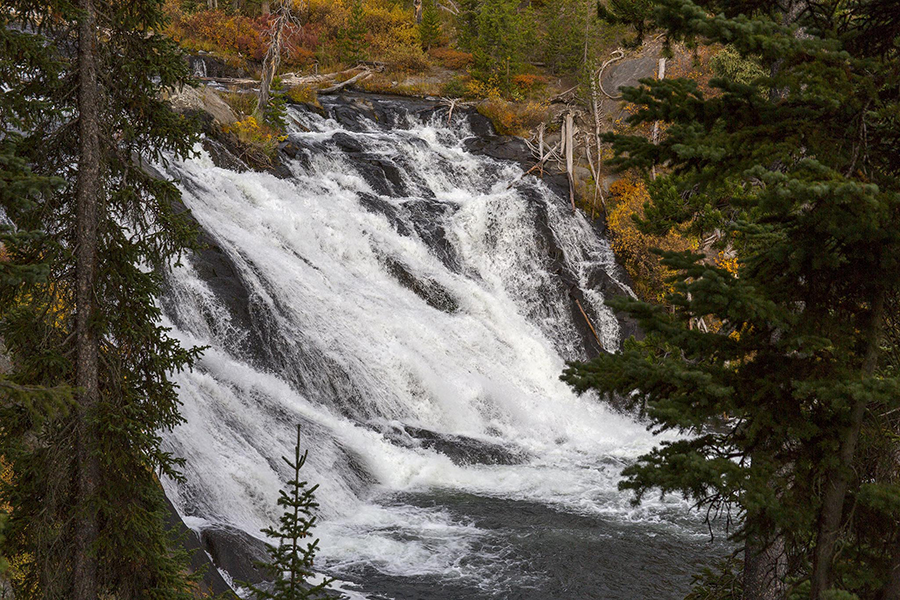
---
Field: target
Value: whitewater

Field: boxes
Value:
[158,94,720,599]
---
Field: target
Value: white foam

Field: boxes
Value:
[159,104,695,593]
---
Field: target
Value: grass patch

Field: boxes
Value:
[219,91,258,118]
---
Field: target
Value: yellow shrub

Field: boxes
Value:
[383,44,429,72]
[223,116,279,162]
[607,176,696,303]
[476,98,548,136]
[220,91,257,118]
[285,85,321,108]
[467,78,503,100]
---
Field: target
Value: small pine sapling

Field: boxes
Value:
[246,425,333,600]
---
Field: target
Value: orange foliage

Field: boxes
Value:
[476,98,548,136]
[607,176,696,302]
[667,44,717,97]
[428,47,473,70]
[512,73,548,92]
[167,9,321,65]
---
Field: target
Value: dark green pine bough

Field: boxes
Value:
[1,0,204,597]
[563,0,900,599]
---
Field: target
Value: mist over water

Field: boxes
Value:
[159,96,722,599]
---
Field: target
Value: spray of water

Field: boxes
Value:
[159,98,699,596]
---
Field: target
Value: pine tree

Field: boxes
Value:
[0,0,203,597]
[338,0,367,64]
[541,0,589,75]
[597,0,654,47]
[469,0,533,93]
[418,0,442,51]
[246,425,333,600]
[564,0,900,598]
[455,0,481,51]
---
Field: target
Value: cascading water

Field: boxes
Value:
[159,94,723,599]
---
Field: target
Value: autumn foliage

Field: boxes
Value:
[606,176,695,302]
[476,98,548,136]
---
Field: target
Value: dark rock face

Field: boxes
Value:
[200,525,270,585]
[381,256,459,314]
[462,135,570,200]
[383,424,527,466]
[162,497,235,597]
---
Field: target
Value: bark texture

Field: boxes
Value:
[73,0,102,597]
[256,0,289,119]
[811,291,886,600]
[742,533,787,600]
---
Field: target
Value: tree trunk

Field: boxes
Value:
[563,112,576,213]
[743,531,787,600]
[73,0,102,598]
[650,56,666,180]
[811,290,886,600]
[256,3,286,120]
[415,0,423,24]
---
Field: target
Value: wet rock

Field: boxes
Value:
[162,497,235,597]
[386,424,527,466]
[202,137,249,172]
[381,256,459,314]
[167,84,238,126]
[331,131,364,153]
[403,199,460,271]
[200,525,270,585]
[186,53,249,80]
[356,192,412,236]
[463,135,531,164]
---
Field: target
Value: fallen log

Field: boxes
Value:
[317,71,373,95]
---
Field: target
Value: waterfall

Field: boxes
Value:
[159,95,714,599]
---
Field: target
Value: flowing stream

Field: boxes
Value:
[159,94,723,599]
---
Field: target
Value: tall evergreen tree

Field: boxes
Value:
[338,0,367,63]
[455,0,481,51]
[542,0,592,75]
[469,0,533,92]
[564,0,900,598]
[0,0,203,597]
[246,425,333,600]
[418,0,442,51]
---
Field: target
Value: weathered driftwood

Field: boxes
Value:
[563,112,577,212]
[437,0,459,14]
[574,298,603,347]
[257,0,298,119]
[549,84,580,104]
[198,65,376,91]
[439,97,458,124]
[597,49,625,100]
[650,56,666,180]
[506,140,562,190]
[317,70,373,94]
